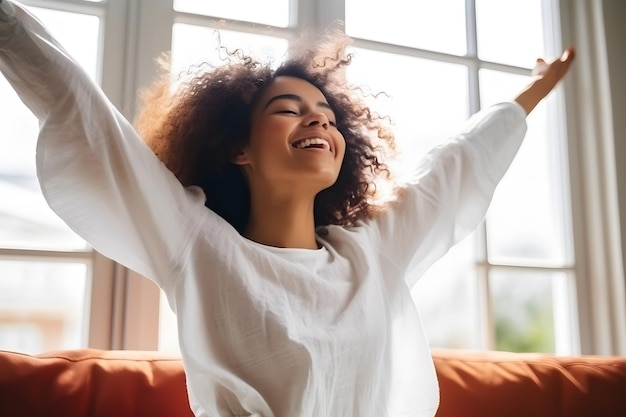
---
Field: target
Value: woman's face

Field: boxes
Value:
[234,76,346,197]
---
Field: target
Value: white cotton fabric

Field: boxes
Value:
[0,2,528,416]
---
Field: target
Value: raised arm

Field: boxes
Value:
[0,0,208,287]
[370,48,575,287]
[515,47,576,115]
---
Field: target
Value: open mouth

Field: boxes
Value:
[292,138,331,151]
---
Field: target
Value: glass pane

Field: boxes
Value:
[171,23,288,76]
[0,7,99,251]
[174,0,289,27]
[346,0,466,55]
[0,175,87,250]
[475,0,544,67]
[412,234,480,349]
[490,269,561,353]
[347,48,469,177]
[29,7,100,81]
[0,260,89,354]
[481,69,571,266]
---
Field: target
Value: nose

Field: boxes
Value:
[304,112,329,129]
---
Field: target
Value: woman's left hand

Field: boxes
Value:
[515,47,576,115]
[532,47,576,87]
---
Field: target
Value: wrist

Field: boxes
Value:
[514,77,551,115]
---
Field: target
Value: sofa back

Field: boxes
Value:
[1,348,625,417]
[433,349,626,417]
[0,349,193,417]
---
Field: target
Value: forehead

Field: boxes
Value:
[258,76,328,105]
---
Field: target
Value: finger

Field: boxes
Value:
[561,47,576,63]
[531,59,548,76]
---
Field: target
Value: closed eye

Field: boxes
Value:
[274,108,337,127]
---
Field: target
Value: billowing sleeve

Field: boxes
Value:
[369,102,527,287]
[0,0,207,289]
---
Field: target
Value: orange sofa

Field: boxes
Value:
[1,348,625,417]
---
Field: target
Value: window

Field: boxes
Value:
[2,0,624,356]
[340,0,575,354]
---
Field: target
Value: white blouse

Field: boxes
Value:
[0,1,528,416]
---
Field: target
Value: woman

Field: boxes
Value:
[0,1,574,416]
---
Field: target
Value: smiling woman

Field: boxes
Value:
[233,76,348,249]
[134,34,396,236]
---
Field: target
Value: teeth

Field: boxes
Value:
[293,138,330,150]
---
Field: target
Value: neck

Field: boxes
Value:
[244,194,319,250]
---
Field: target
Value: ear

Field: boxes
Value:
[231,148,250,166]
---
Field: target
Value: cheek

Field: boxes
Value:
[248,122,277,151]
[252,119,290,145]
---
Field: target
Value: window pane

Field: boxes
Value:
[0,7,98,251]
[346,0,466,55]
[490,269,563,353]
[475,0,544,67]
[174,0,290,27]
[412,235,480,349]
[347,48,469,176]
[0,175,87,250]
[29,8,100,81]
[0,260,89,354]
[481,69,571,266]
[171,23,288,75]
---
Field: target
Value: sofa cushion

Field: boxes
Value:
[0,349,194,417]
[433,349,626,417]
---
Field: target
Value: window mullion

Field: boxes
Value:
[96,0,174,350]
[87,252,116,349]
[465,0,478,58]
[118,0,174,350]
[465,0,480,115]
[475,220,493,350]
[100,0,128,109]
[313,0,345,29]
[291,0,311,28]
[124,0,174,120]
[467,0,488,350]
[476,260,495,350]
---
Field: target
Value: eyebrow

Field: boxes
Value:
[263,93,332,111]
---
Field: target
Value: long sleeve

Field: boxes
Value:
[369,102,528,287]
[0,0,207,289]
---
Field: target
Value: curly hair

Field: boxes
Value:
[134,30,397,232]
